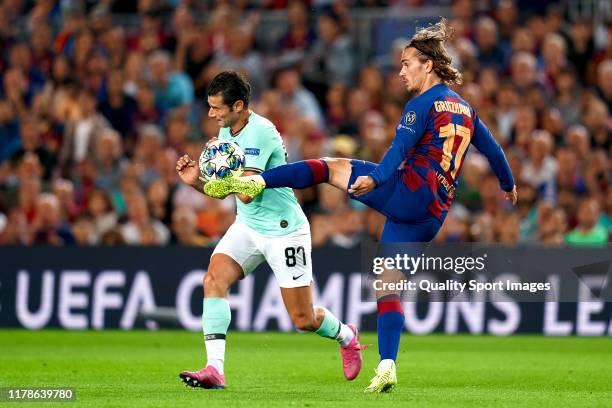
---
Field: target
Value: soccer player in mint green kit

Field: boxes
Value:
[176,71,363,389]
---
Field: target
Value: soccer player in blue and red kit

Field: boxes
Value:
[205,19,518,392]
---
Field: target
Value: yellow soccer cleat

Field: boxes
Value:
[364,359,397,393]
[204,175,266,199]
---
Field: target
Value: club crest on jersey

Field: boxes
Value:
[244,148,260,156]
[404,111,416,125]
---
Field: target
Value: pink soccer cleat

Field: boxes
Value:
[179,366,225,389]
[340,324,364,381]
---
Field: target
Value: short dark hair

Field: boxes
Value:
[207,71,251,108]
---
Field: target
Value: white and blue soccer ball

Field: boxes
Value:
[198,140,245,181]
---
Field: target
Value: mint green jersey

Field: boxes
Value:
[218,111,307,236]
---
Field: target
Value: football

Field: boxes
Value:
[198,140,245,181]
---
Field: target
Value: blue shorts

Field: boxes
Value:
[347,160,443,243]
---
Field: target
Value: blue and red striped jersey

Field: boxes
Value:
[369,83,514,220]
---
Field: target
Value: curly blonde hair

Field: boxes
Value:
[407,18,462,85]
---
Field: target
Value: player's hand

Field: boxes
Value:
[349,176,376,197]
[176,154,200,186]
[504,185,518,205]
[205,137,218,147]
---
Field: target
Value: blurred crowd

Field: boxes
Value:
[0,0,610,247]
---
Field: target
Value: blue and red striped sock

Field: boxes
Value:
[261,159,329,188]
[377,294,405,361]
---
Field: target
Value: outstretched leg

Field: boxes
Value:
[204,158,356,198]
[251,157,354,191]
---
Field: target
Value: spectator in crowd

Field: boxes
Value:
[582,98,610,152]
[30,23,54,75]
[437,210,469,243]
[494,0,518,44]
[539,208,567,246]
[374,37,407,76]
[174,26,213,100]
[71,214,96,245]
[123,52,145,98]
[165,108,191,153]
[494,81,518,143]
[53,178,79,223]
[510,51,539,92]
[98,68,138,141]
[11,116,56,180]
[596,59,612,111]
[133,80,162,126]
[522,130,557,203]
[337,88,371,137]
[510,105,537,150]
[170,206,209,246]
[511,27,536,54]
[274,65,325,130]
[555,147,586,195]
[584,149,610,195]
[147,178,172,226]
[59,89,110,174]
[566,197,608,246]
[30,193,74,245]
[0,100,20,163]
[567,18,595,83]
[94,129,125,193]
[278,0,316,55]
[358,66,385,112]
[303,8,355,101]
[86,188,117,242]
[212,27,265,98]
[139,222,161,246]
[554,67,581,125]
[120,193,169,245]
[148,50,194,113]
[133,124,163,185]
[474,16,509,70]
[358,111,388,163]
[564,125,591,168]
[325,83,347,132]
[8,42,46,98]
[100,228,125,245]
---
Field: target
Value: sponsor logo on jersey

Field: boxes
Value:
[404,111,416,125]
[244,148,260,156]
[436,170,455,199]
[397,123,415,133]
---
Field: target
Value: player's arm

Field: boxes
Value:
[350,108,423,196]
[471,115,517,204]
[369,129,420,185]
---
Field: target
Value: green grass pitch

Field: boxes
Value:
[0,330,611,407]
